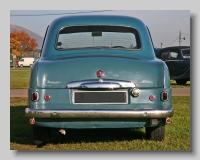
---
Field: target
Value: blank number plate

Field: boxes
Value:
[73,91,128,104]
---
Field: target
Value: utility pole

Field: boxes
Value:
[179,30,182,46]
[161,42,163,48]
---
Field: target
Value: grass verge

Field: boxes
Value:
[170,80,190,88]
[10,67,31,89]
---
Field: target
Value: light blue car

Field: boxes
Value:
[25,15,174,144]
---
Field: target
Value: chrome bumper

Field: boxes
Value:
[25,108,174,119]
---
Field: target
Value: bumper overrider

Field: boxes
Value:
[25,108,174,119]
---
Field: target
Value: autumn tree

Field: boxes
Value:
[10,30,38,59]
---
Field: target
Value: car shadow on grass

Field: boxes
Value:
[49,128,146,144]
[10,105,146,146]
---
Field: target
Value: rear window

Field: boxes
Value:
[182,49,190,58]
[56,25,141,50]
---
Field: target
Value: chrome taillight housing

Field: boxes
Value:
[31,91,39,101]
[161,91,168,102]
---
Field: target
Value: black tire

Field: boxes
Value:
[176,79,187,85]
[145,126,165,141]
[20,64,23,67]
[32,126,51,145]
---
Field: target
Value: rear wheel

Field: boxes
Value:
[30,64,32,67]
[176,79,187,85]
[32,126,51,145]
[145,126,165,141]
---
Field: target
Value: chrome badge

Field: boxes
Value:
[96,70,104,78]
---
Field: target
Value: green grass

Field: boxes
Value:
[170,80,190,88]
[10,67,31,89]
[10,68,190,89]
[10,96,190,150]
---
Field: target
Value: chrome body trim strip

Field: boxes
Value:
[25,108,174,119]
[66,79,136,89]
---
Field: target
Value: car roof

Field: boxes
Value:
[50,15,145,29]
[42,15,156,60]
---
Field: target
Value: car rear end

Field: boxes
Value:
[25,15,173,144]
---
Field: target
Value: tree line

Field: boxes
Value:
[10,30,38,59]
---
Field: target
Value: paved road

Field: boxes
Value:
[10,88,190,97]
[172,88,190,96]
[10,89,28,97]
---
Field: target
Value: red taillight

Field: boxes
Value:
[44,95,51,101]
[161,91,168,102]
[149,95,155,101]
[166,117,171,123]
[29,118,35,125]
[32,92,39,101]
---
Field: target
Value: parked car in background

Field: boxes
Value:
[16,60,19,67]
[154,48,162,55]
[18,57,35,67]
[25,15,174,144]
[156,46,190,85]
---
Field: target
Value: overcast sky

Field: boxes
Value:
[10,10,190,48]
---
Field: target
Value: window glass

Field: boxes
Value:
[160,51,169,60]
[182,49,190,58]
[56,25,141,50]
[169,52,178,58]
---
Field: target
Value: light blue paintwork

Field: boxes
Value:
[27,15,173,129]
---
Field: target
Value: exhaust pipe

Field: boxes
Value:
[58,129,66,136]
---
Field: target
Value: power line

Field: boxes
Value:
[182,35,190,40]
[162,35,179,47]
[182,32,190,36]
[184,37,190,40]
[10,10,113,17]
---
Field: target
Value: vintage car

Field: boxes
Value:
[25,15,174,144]
[156,46,190,85]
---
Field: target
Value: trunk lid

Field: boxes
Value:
[37,56,164,88]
